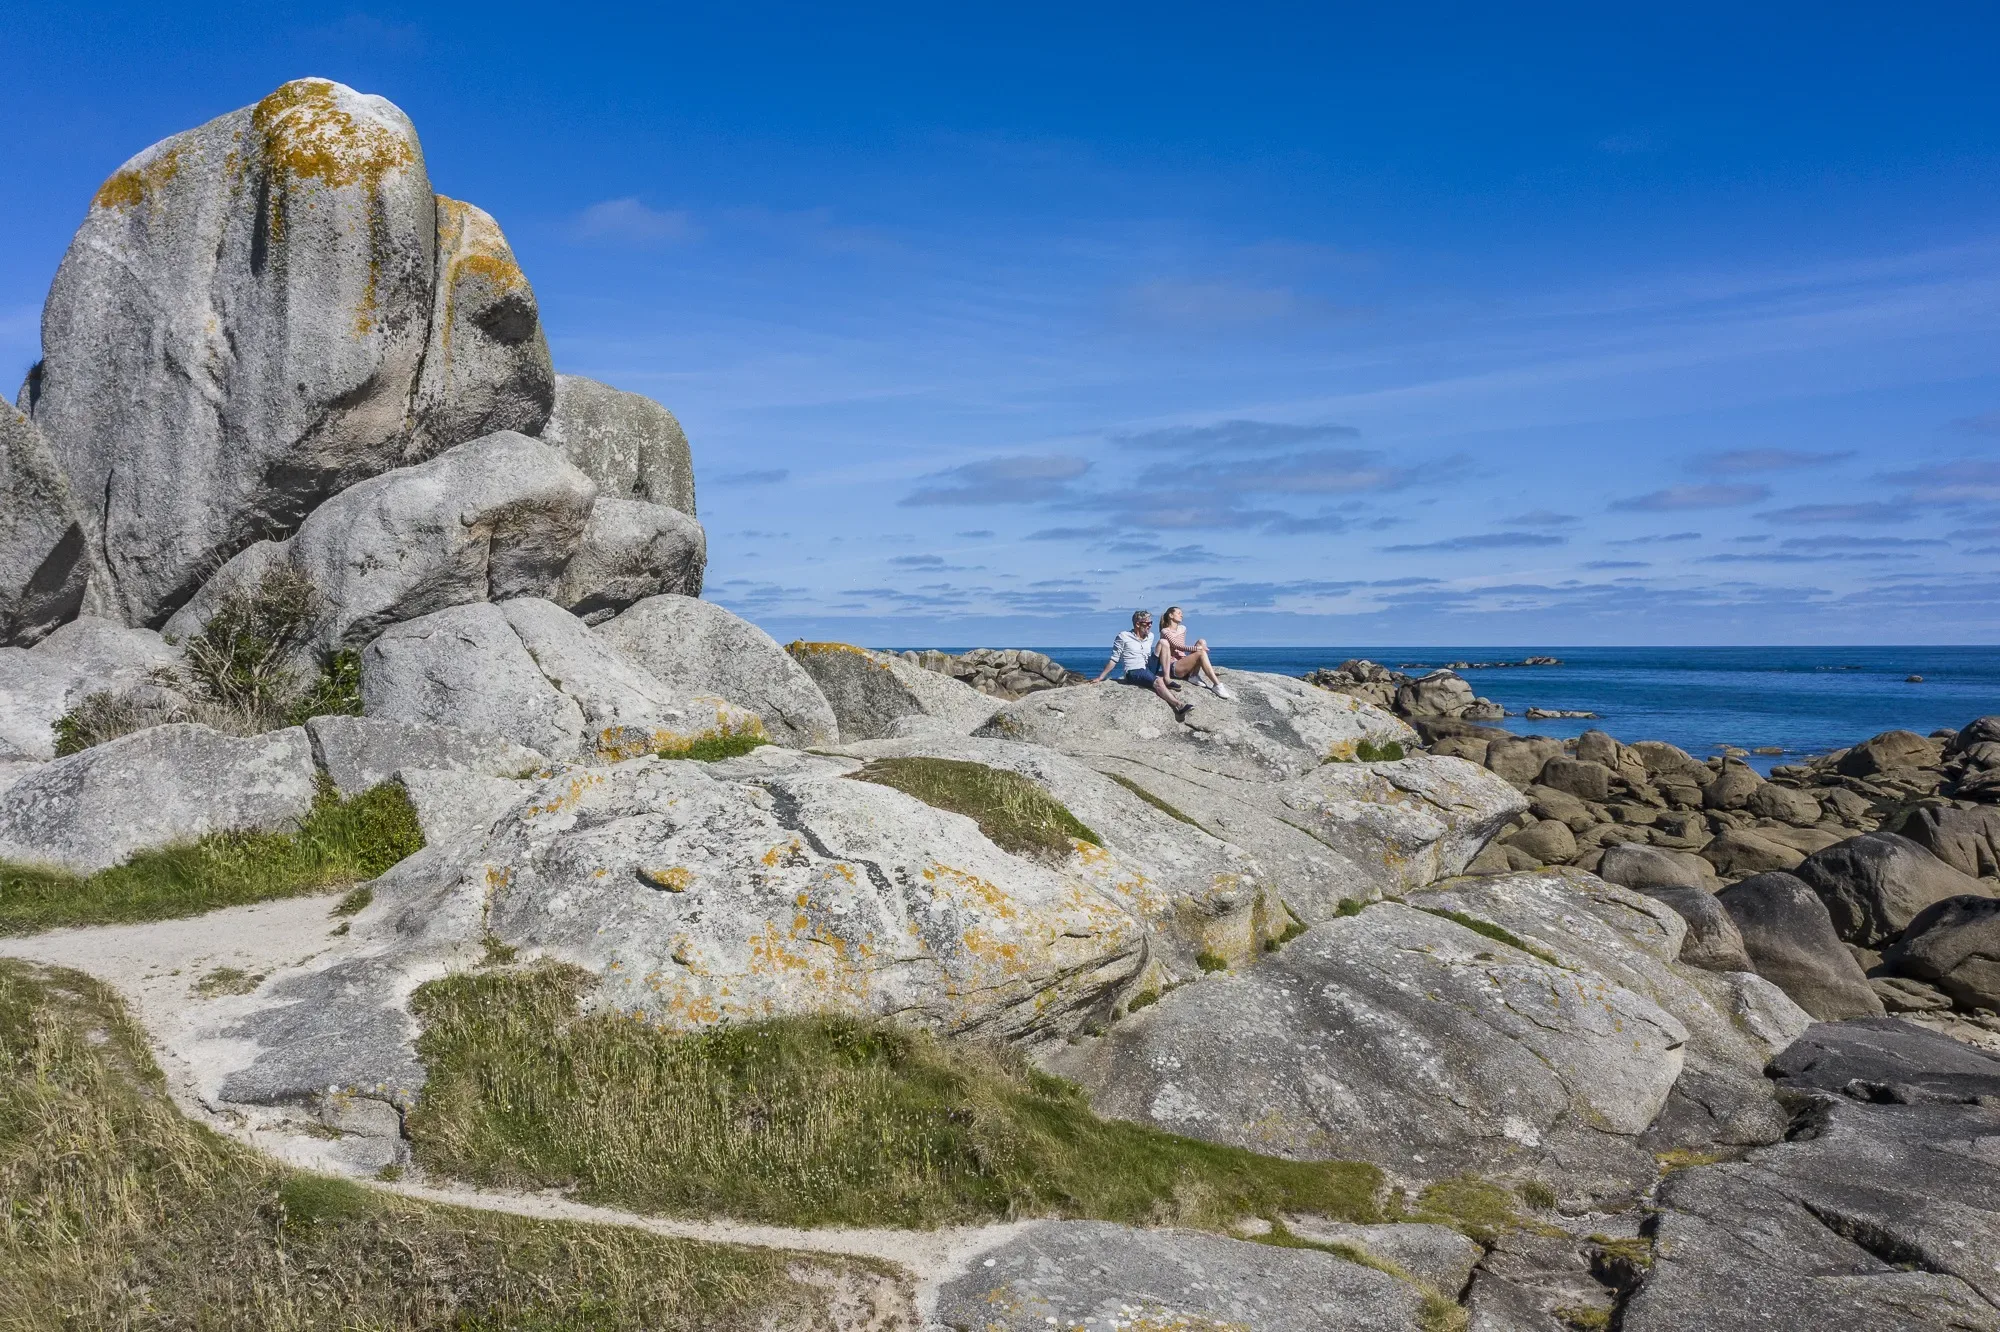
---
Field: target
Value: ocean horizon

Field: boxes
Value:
[886,644,2000,773]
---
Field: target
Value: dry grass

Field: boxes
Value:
[0,959,867,1330]
[408,962,1384,1231]
[849,756,1101,864]
[0,779,423,936]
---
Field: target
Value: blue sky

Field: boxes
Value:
[6,3,2000,646]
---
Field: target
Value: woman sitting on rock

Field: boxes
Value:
[1157,605,1231,699]
[1091,609,1195,723]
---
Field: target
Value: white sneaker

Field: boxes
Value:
[1213,681,1233,699]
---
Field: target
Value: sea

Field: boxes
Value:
[983,646,2000,775]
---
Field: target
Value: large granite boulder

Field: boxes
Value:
[833,733,1272,978]
[555,498,705,624]
[0,723,316,872]
[1483,733,1566,787]
[936,1222,1425,1332]
[1599,842,1719,892]
[1701,826,1805,877]
[597,595,836,748]
[32,79,438,626]
[1883,895,2000,1010]
[404,197,555,459]
[1767,1017,2000,1104]
[1837,728,1942,778]
[1794,831,1991,947]
[304,714,544,798]
[537,374,696,516]
[0,400,87,646]
[1048,895,1692,1201]
[1901,804,2000,879]
[1718,872,1884,1020]
[164,431,597,656]
[1621,1095,2000,1330]
[361,599,757,761]
[788,641,999,740]
[0,617,181,761]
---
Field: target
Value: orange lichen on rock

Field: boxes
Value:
[93,145,183,211]
[250,78,415,192]
[639,866,692,893]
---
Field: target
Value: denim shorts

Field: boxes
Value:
[1121,668,1160,686]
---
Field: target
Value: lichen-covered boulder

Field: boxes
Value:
[164,432,598,654]
[0,723,316,872]
[787,640,999,741]
[32,79,438,626]
[936,1222,1425,1332]
[404,197,555,459]
[597,595,835,747]
[0,401,87,646]
[537,374,695,516]
[0,616,180,761]
[304,714,544,798]
[1049,897,1691,1202]
[556,498,705,624]
[360,599,758,761]
[393,767,536,844]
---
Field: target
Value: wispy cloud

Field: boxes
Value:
[1113,420,1360,452]
[1498,509,1578,528]
[1876,458,2000,504]
[572,198,699,245]
[1757,501,1906,524]
[1378,532,1567,553]
[1608,531,1702,545]
[901,454,1091,506]
[1948,410,2000,436]
[710,468,790,487]
[1610,484,1770,511]
[1690,448,1852,474]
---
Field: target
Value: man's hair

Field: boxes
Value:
[1131,609,1152,626]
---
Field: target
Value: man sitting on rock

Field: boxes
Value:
[1091,609,1195,723]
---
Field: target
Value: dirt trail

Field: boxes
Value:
[0,898,1024,1321]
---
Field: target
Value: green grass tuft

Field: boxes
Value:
[849,756,1102,864]
[1403,1174,1524,1244]
[656,725,769,763]
[1335,898,1367,918]
[0,779,423,937]
[288,648,365,725]
[1416,907,1562,966]
[1357,739,1407,763]
[407,962,1384,1231]
[1195,951,1229,973]
[332,884,374,917]
[0,959,873,1328]
[1105,772,1203,828]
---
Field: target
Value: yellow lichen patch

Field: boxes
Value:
[787,640,894,670]
[638,866,692,893]
[1075,840,1111,866]
[250,78,414,192]
[922,862,1021,921]
[455,250,527,292]
[1324,738,1359,762]
[761,838,805,868]
[93,146,183,210]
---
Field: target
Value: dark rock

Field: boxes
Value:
[1795,831,1992,947]
[1766,1016,2000,1103]
[1525,782,1594,831]
[1884,895,2000,1011]
[1900,804,2000,879]
[1872,975,1954,1013]
[1837,728,1942,778]
[1945,716,2000,759]
[1717,872,1883,1020]
[1635,884,1754,972]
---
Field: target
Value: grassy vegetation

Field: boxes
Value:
[0,959,872,1329]
[408,962,1384,1230]
[0,779,422,936]
[1401,1174,1525,1245]
[1258,1220,1467,1332]
[655,723,769,763]
[1357,739,1407,763]
[849,756,1103,864]
[1104,772,1203,828]
[1415,906,1562,966]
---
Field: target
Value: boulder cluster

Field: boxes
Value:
[1308,658,1506,719]
[3,80,1997,1332]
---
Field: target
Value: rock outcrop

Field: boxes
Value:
[537,374,696,516]
[555,497,705,623]
[596,596,837,746]
[304,714,544,799]
[0,401,88,646]
[1717,872,1884,1020]
[1794,830,1992,947]
[1884,895,2000,1011]
[0,617,180,762]
[787,641,1000,740]
[894,646,1084,698]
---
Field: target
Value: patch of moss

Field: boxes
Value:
[1127,987,1161,1013]
[1416,906,1562,966]
[849,756,1102,864]
[1196,951,1230,973]
[406,962,1385,1230]
[0,959,860,1327]
[1335,898,1367,918]
[656,723,769,763]
[1654,1147,1730,1172]
[1516,1178,1558,1211]
[1358,739,1407,762]
[1405,1174,1522,1244]
[332,885,373,917]
[1105,772,1203,828]
[0,779,422,937]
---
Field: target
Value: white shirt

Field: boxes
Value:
[1110,629,1156,675]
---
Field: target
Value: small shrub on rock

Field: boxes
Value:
[849,756,1102,864]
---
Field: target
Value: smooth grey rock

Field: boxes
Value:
[1767,1017,2000,1104]
[791,641,1000,741]
[1525,782,1593,831]
[496,597,759,760]
[0,723,315,872]
[393,767,534,843]
[1837,728,1942,777]
[1395,669,1477,717]
[833,732,1271,980]
[1884,895,2000,1010]
[1599,842,1719,892]
[1413,869,1810,1159]
[212,953,428,1110]
[1537,756,1614,802]
[1622,1096,2000,1330]
[1746,782,1821,825]
[1873,974,1956,1013]
[0,616,180,761]
[1049,894,1691,1201]
[305,713,544,797]
[1630,739,1715,788]
[164,431,597,655]
[1505,818,1577,863]
[404,197,554,459]
[361,602,585,757]
[1278,1216,1481,1296]
[936,1222,1424,1332]
[35,79,437,626]
[1702,826,1805,878]
[0,400,87,646]
[596,595,836,747]
[1635,884,1754,972]
[1797,831,1994,946]
[1484,734,1565,787]
[1718,872,1885,1020]
[556,498,705,624]
[537,374,695,516]
[1901,804,2000,879]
